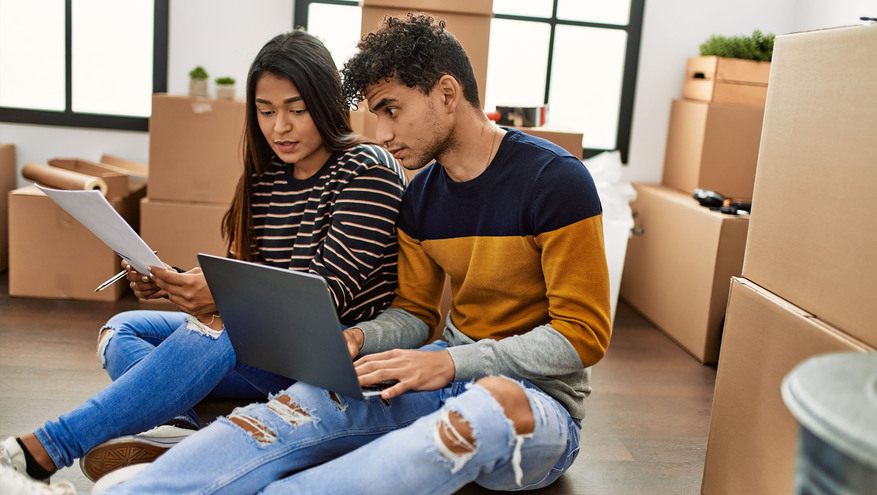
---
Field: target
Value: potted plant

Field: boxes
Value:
[683,30,775,107]
[189,66,209,97]
[699,29,775,62]
[214,76,236,100]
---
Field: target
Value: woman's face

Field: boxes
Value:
[254,72,331,177]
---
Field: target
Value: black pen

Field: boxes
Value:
[94,251,158,292]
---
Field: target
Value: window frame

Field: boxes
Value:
[0,0,169,132]
[299,0,645,162]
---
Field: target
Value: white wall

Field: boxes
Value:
[1,0,870,187]
[625,0,871,184]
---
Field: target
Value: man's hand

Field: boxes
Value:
[354,349,456,400]
[343,327,365,360]
[148,266,218,316]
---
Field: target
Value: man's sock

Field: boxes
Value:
[15,438,53,481]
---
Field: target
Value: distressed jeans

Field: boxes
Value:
[34,310,293,470]
[105,341,581,495]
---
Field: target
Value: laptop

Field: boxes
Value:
[197,253,389,400]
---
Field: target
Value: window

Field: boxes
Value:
[489,0,644,161]
[0,0,168,132]
[296,0,644,162]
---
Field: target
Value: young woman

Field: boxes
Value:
[0,30,406,486]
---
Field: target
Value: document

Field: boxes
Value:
[36,185,164,274]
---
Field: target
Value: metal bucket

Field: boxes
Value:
[782,352,877,495]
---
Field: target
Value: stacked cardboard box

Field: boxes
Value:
[0,144,15,273]
[701,24,877,495]
[8,156,147,301]
[662,55,768,201]
[143,94,244,270]
[620,46,771,362]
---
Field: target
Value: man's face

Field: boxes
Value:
[365,79,451,171]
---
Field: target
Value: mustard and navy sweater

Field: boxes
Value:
[358,129,611,418]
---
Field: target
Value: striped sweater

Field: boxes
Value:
[250,144,407,325]
[358,129,611,418]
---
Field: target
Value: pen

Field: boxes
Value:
[93,269,128,292]
[94,251,158,292]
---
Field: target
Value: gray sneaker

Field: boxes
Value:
[0,463,75,495]
[79,424,196,482]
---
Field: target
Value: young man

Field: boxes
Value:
[0,13,610,495]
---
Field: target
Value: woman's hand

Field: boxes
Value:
[343,327,365,360]
[124,259,166,300]
[148,265,218,316]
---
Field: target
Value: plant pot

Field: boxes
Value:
[189,78,208,97]
[215,84,236,100]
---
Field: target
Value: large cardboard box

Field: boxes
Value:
[361,4,491,105]
[620,183,749,363]
[661,98,764,200]
[1,144,16,273]
[7,185,140,301]
[701,277,874,495]
[139,197,228,271]
[682,56,770,107]
[148,94,245,205]
[741,24,877,348]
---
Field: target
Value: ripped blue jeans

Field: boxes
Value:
[34,310,293,470]
[104,341,581,495]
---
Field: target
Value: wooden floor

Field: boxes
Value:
[0,271,717,494]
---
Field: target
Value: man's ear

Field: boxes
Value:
[435,74,461,114]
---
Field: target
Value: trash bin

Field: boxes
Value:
[781,352,877,495]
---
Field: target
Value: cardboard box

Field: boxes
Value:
[682,56,770,107]
[701,277,873,495]
[139,197,228,271]
[148,94,245,205]
[7,185,139,301]
[741,25,877,348]
[0,144,15,273]
[661,98,763,200]
[99,154,149,178]
[46,158,131,199]
[511,126,583,159]
[362,0,492,16]
[350,105,378,142]
[619,184,748,363]
[361,6,490,105]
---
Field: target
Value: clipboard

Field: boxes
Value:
[35,185,164,274]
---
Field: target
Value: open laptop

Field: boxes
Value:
[197,253,390,400]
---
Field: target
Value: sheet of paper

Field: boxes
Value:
[36,185,163,274]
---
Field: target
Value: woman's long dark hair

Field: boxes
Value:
[222,30,365,261]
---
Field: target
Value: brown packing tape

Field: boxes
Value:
[21,163,108,195]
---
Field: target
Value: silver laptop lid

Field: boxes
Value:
[197,253,365,399]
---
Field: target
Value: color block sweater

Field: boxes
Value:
[358,129,611,418]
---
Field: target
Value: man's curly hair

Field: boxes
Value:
[341,13,481,109]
